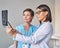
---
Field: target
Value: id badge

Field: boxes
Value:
[22,44,28,48]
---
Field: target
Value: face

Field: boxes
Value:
[36,8,48,22]
[23,11,33,23]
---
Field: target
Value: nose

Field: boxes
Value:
[24,16,28,19]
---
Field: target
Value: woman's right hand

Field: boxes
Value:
[6,25,17,37]
[6,26,12,34]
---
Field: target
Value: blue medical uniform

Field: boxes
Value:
[15,24,36,48]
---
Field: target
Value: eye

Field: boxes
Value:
[36,11,42,14]
[23,14,25,16]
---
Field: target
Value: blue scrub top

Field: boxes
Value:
[15,24,36,48]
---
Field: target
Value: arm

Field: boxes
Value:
[15,22,53,44]
[14,41,18,48]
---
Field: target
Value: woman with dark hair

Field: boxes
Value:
[9,8,36,48]
[6,4,53,48]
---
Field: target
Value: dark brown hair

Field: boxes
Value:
[23,8,34,17]
[36,4,52,22]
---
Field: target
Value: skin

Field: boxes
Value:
[36,8,48,22]
[23,11,33,32]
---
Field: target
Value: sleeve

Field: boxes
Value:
[32,26,37,32]
[13,27,18,40]
[13,26,21,40]
[15,23,53,44]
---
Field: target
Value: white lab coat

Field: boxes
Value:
[15,21,53,48]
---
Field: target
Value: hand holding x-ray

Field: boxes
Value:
[6,22,21,37]
[2,10,21,37]
[6,23,17,36]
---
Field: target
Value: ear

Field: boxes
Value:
[45,11,48,16]
[30,16,34,22]
[31,16,34,19]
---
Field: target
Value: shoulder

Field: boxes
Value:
[31,24,37,32]
[35,21,53,35]
[31,25,36,27]
[46,21,53,28]
[39,21,53,30]
[42,21,52,27]
[31,24,37,29]
[15,24,23,30]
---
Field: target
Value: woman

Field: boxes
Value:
[9,8,36,48]
[6,4,53,48]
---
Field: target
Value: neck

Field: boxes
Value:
[41,17,46,23]
[23,22,31,32]
[24,22,31,27]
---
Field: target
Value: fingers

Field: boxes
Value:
[6,22,13,33]
[8,22,13,29]
[6,26,12,34]
[8,29,17,37]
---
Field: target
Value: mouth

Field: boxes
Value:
[25,18,29,20]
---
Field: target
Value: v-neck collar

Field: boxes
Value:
[22,24,32,33]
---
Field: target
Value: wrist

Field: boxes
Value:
[9,29,17,36]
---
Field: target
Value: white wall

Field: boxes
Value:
[0,0,55,48]
[53,0,60,48]
[55,0,60,36]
